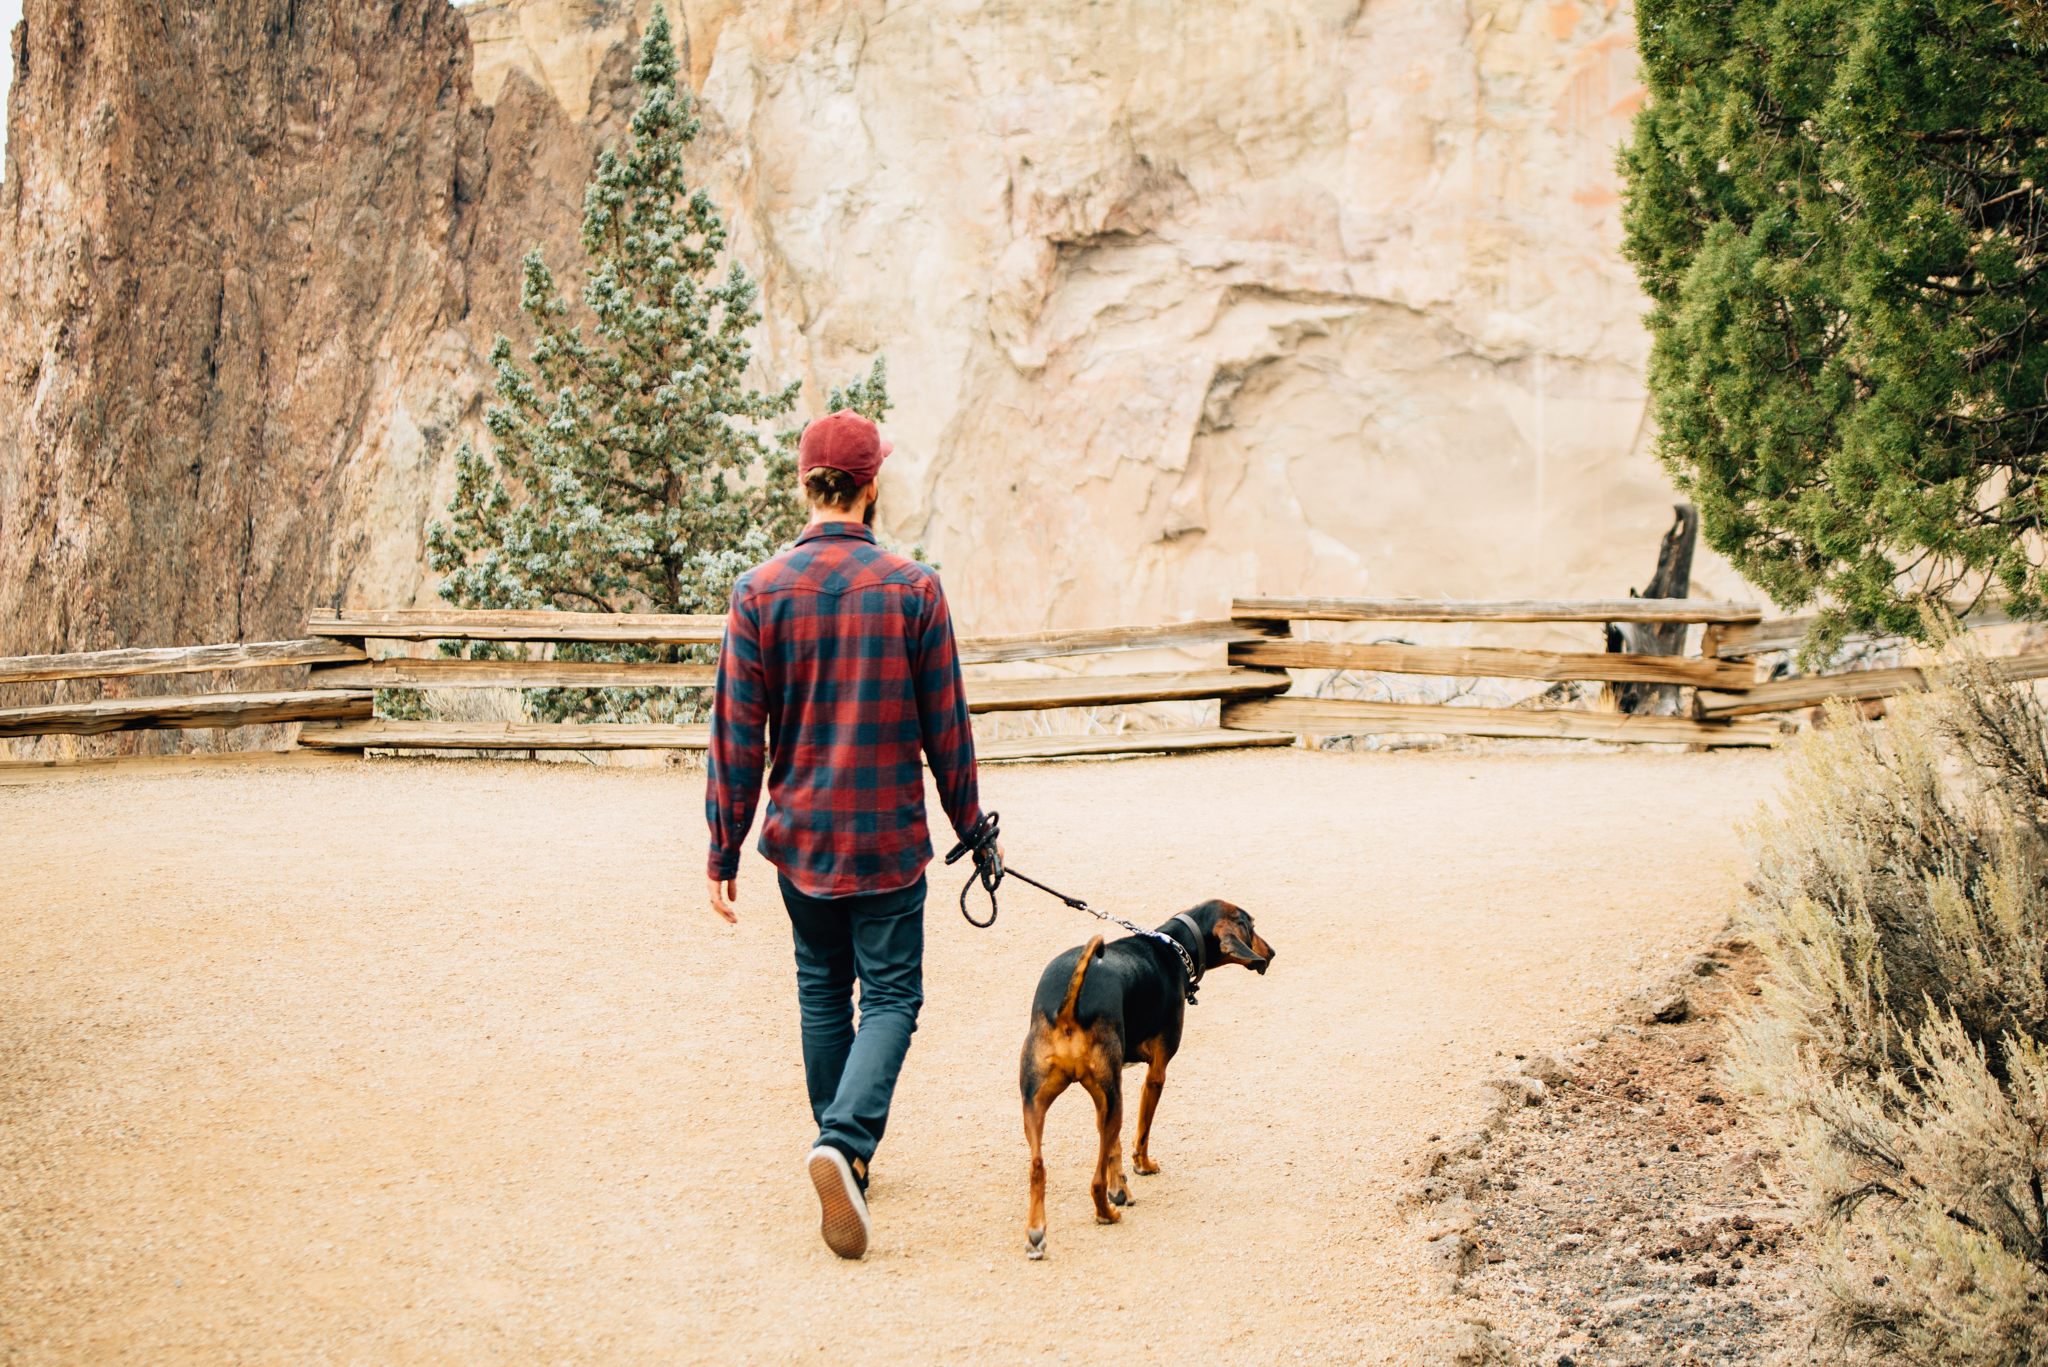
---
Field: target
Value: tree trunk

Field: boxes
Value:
[1610,506,1699,715]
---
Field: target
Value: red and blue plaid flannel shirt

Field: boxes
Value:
[705,521,982,898]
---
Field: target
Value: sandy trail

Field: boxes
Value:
[1,746,1779,1365]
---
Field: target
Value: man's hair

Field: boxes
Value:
[803,466,867,511]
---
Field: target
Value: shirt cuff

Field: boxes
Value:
[708,849,741,881]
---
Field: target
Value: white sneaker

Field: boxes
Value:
[806,1147,871,1259]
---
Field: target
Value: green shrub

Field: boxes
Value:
[1734,639,2048,1362]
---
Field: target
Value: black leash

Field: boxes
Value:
[944,812,1202,1005]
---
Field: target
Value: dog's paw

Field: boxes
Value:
[1025,1229,1046,1260]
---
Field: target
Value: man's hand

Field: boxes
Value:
[707,876,739,925]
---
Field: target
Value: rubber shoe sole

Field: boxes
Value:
[807,1147,871,1260]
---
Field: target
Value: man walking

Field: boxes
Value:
[704,410,984,1260]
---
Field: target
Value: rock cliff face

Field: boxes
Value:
[1,1,474,656]
[0,0,1736,672]
[468,0,1743,636]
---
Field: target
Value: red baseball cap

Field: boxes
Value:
[798,410,893,486]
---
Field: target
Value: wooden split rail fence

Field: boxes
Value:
[4,597,2042,760]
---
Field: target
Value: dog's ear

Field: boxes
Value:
[1215,909,1272,975]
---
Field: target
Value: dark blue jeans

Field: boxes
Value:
[778,872,926,1166]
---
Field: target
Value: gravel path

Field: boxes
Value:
[1,745,1780,1365]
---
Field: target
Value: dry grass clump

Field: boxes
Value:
[1733,636,2048,1364]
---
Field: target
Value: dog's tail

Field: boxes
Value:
[1057,936,1105,1025]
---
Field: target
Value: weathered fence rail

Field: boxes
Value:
[1708,602,2015,658]
[1694,650,2048,720]
[1,594,2032,762]
[1227,639,1757,690]
[1231,597,1764,624]
[0,638,366,685]
[0,690,373,738]
[306,608,727,644]
[1220,697,1784,746]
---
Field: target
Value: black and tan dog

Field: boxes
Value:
[1018,899,1274,1258]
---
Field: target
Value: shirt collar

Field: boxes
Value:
[796,521,877,546]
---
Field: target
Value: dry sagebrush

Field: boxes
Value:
[1734,643,2048,1364]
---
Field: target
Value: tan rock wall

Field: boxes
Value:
[0,0,1748,689]
[466,0,1745,649]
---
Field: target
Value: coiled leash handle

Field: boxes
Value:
[944,812,1005,927]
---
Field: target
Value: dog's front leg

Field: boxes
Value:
[1132,1043,1169,1176]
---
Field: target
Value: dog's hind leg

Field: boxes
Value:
[1078,1070,1126,1223]
[1131,1038,1169,1176]
[1022,1072,1067,1259]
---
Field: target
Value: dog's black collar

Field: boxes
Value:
[1166,912,1207,1002]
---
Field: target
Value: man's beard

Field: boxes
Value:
[863,496,877,528]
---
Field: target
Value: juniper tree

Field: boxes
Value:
[1620,0,2048,655]
[425,6,888,723]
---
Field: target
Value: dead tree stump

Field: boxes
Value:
[1608,505,1699,716]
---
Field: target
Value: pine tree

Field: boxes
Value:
[426,6,886,722]
[1619,0,2048,654]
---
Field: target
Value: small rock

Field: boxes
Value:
[1696,1090,1725,1105]
[1420,1200,1480,1239]
[1426,1231,1481,1276]
[1426,1318,1522,1367]
[1444,1160,1490,1199]
[1692,1268,1719,1287]
[1481,1075,1547,1107]
[1873,1274,1888,1287]
[1679,953,1724,977]
[1517,1052,1580,1087]
[1474,1080,1529,1129]
[1648,990,1690,1024]
[1444,1130,1489,1161]
[1396,1176,1459,1211]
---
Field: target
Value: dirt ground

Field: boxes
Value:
[1441,941,1814,1366]
[1,744,1782,1365]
